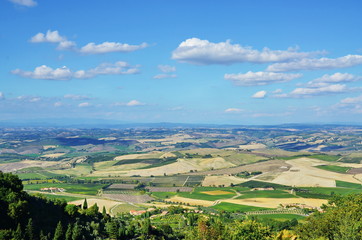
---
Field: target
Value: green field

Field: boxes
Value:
[309,154,341,162]
[315,165,351,173]
[24,183,107,195]
[212,202,272,212]
[152,192,178,199]
[237,180,290,190]
[177,191,235,201]
[111,203,144,215]
[236,190,296,199]
[295,186,362,199]
[35,193,83,202]
[251,214,306,221]
[336,180,362,189]
[16,170,63,180]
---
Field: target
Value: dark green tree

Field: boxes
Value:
[53,221,64,240]
[25,218,35,240]
[65,224,72,240]
[105,220,118,239]
[13,223,22,240]
[72,223,82,240]
[83,198,88,210]
[102,206,107,215]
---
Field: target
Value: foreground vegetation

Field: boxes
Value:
[2,171,362,239]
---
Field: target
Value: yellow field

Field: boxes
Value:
[69,198,121,215]
[165,196,214,207]
[223,198,328,208]
[42,145,57,150]
[239,143,266,150]
[201,190,234,195]
[202,175,247,187]
[120,157,235,176]
[271,157,360,187]
[41,153,65,158]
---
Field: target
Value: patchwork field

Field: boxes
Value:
[165,196,214,207]
[202,175,247,186]
[223,198,328,209]
[271,158,361,187]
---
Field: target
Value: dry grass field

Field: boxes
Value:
[201,190,235,195]
[97,157,236,177]
[271,158,360,187]
[202,175,247,187]
[238,143,266,150]
[69,198,121,214]
[188,160,291,176]
[41,153,66,158]
[165,196,214,207]
[0,160,59,172]
[223,198,328,208]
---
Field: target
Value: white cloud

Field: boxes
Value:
[273,89,283,94]
[252,90,267,99]
[126,100,144,106]
[78,102,91,108]
[29,97,41,102]
[0,92,4,100]
[307,73,362,87]
[153,74,177,79]
[54,102,63,107]
[79,42,148,54]
[274,84,351,98]
[225,71,302,86]
[30,30,66,43]
[225,108,242,113]
[172,38,318,65]
[12,61,139,80]
[64,94,92,100]
[12,66,72,80]
[340,95,362,104]
[9,0,37,7]
[56,40,76,50]
[158,65,176,73]
[113,100,145,107]
[267,55,362,72]
[30,30,76,51]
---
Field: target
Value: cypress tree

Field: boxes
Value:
[65,224,72,240]
[25,218,34,240]
[13,223,22,240]
[39,230,48,240]
[102,206,107,215]
[72,223,81,240]
[83,198,88,210]
[53,221,63,240]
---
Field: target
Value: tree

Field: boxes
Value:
[65,204,79,217]
[65,224,72,240]
[105,220,118,240]
[102,206,107,215]
[297,194,362,240]
[13,223,22,240]
[25,218,34,240]
[72,223,82,240]
[83,198,88,210]
[53,221,64,240]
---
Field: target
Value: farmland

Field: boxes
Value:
[2,125,362,220]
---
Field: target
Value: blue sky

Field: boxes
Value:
[1,0,362,125]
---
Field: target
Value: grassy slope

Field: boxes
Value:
[212,202,272,212]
